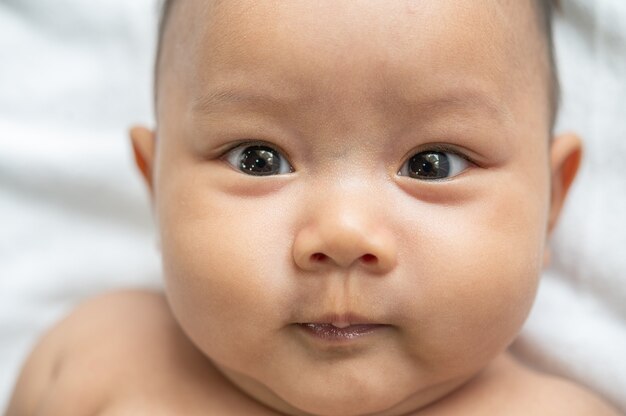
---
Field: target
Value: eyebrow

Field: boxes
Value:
[191,87,302,115]
[384,89,510,122]
[191,86,510,122]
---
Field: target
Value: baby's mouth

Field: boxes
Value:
[296,322,389,341]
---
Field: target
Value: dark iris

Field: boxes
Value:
[408,152,450,179]
[239,145,282,176]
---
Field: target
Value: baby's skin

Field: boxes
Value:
[7,0,622,415]
[7,291,619,415]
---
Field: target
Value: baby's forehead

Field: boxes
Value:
[156,0,554,134]
[158,0,552,59]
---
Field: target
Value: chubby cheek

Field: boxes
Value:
[156,171,295,368]
[397,180,548,373]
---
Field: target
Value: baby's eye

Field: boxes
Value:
[224,144,294,176]
[398,150,470,180]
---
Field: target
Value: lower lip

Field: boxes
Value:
[296,323,387,341]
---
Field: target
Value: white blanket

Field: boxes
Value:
[0,0,624,411]
[0,0,162,407]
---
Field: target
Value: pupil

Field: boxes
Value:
[408,152,450,179]
[240,146,280,176]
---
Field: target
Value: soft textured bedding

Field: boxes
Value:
[0,0,624,411]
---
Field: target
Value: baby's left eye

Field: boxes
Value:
[223,143,294,176]
[397,150,470,180]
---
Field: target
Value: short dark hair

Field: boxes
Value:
[156,0,560,128]
[536,0,561,129]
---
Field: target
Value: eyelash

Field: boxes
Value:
[412,143,477,168]
[220,140,295,166]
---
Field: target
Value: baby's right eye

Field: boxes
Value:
[397,149,471,181]
[223,143,294,176]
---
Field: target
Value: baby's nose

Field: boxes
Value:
[292,200,397,274]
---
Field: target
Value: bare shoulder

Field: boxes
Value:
[516,364,622,416]
[471,353,619,415]
[6,289,198,416]
[424,353,621,416]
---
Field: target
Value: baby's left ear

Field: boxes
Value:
[129,126,157,195]
[547,132,583,236]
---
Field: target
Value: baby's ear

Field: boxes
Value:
[130,126,157,194]
[547,132,583,236]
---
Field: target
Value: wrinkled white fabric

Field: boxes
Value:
[0,0,624,412]
[0,0,162,409]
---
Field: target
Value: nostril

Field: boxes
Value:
[308,253,379,266]
[311,253,327,262]
[361,254,378,264]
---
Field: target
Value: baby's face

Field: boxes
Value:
[136,1,578,414]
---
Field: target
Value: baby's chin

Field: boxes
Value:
[280,383,407,416]
[215,355,470,416]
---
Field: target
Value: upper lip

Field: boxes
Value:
[296,313,384,326]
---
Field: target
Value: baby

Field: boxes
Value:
[7,0,622,415]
